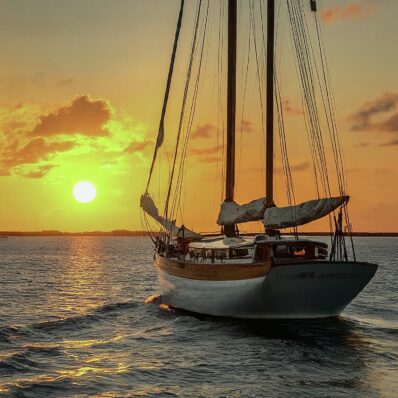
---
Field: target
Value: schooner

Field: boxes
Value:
[141,0,377,319]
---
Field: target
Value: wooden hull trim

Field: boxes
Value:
[155,254,270,281]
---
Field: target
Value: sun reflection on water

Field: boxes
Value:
[47,237,113,315]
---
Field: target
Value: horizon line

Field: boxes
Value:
[0,230,397,237]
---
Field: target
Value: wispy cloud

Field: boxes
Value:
[57,78,76,88]
[124,139,153,154]
[189,145,222,157]
[355,142,370,148]
[349,92,398,133]
[379,139,398,147]
[239,120,254,133]
[192,120,254,140]
[275,161,310,174]
[191,123,216,139]
[283,99,303,116]
[197,156,219,164]
[17,164,57,179]
[320,1,379,24]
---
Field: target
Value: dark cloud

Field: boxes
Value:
[28,95,111,137]
[349,93,398,133]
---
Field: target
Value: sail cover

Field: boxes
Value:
[263,196,349,229]
[217,198,267,226]
[141,194,202,240]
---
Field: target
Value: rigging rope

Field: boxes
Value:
[287,0,332,199]
[286,0,354,257]
[249,0,266,188]
[145,0,185,193]
[169,1,211,224]
[163,0,204,222]
[165,0,209,229]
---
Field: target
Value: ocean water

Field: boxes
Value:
[0,236,397,398]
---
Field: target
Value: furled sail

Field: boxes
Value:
[217,198,267,226]
[263,196,349,229]
[141,193,202,240]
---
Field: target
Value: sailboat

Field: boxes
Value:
[141,0,377,319]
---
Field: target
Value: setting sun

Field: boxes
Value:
[73,181,97,203]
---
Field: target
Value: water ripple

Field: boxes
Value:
[0,236,396,398]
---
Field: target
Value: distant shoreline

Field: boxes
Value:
[0,230,397,237]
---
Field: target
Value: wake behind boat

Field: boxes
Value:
[141,0,377,319]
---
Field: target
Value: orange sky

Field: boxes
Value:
[0,0,397,232]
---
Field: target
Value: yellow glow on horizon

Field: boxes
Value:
[73,181,97,203]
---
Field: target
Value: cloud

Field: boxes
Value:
[57,78,76,87]
[283,100,303,116]
[0,137,75,177]
[190,145,222,157]
[0,103,40,137]
[188,145,223,164]
[0,96,151,179]
[320,2,377,24]
[239,120,254,133]
[28,95,111,137]
[191,121,254,140]
[191,123,216,139]
[291,162,310,172]
[124,139,153,154]
[379,139,398,147]
[356,142,370,148]
[349,93,398,133]
[17,164,57,179]
[275,162,310,174]
[197,156,219,164]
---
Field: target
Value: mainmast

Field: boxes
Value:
[266,0,275,207]
[224,0,237,237]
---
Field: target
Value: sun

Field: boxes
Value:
[73,181,97,203]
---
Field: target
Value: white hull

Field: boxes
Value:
[157,262,377,319]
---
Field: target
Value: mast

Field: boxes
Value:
[224,0,237,237]
[266,0,275,207]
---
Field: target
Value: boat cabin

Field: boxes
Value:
[178,236,329,265]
